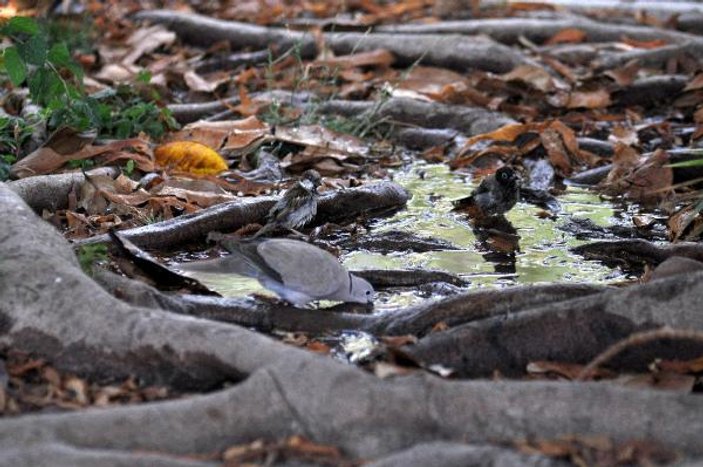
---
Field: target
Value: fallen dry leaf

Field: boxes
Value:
[502,64,561,93]
[567,88,612,109]
[668,204,703,242]
[621,36,668,49]
[314,49,395,69]
[154,141,229,175]
[545,28,587,45]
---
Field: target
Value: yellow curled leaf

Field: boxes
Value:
[154,141,228,175]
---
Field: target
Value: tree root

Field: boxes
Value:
[406,270,703,377]
[135,10,531,73]
[572,239,703,268]
[3,182,703,460]
[72,181,409,250]
[7,167,120,212]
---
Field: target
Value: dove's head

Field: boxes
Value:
[349,274,375,305]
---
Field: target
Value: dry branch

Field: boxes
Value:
[135,10,531,73]
[73,181,409,250]
[377,16,703,47]
[7,168,120,212]
[573,239,703,267]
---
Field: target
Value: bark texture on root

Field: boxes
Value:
[168,92,514,134]
[367,442,564,467]
[135,10,530,73]
[319,97,516,136]
[407,270,703,377]
[2,367,703,460]
[573,239,703,267]
[0,444,217,467]
[377,16,703,47]
[96,270,604,336]
[74,181,409,250]
[7,167,120,212]
[3,182,703,460]
[0,182,309,389]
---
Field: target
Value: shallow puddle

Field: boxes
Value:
[183,162,629,310]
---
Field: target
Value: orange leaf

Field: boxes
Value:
[545,28,587,45]
[463,122,538,147]
[621,36,668,49]
[154,141,228,175]
[315,49,395,69]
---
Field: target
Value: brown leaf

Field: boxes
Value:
[684,72,703,92]
[694,108,703,125]
[122,25,176,66]
[276,124,369,159]
[545,28,587,45]
[608,125,639,146]
[617,371,696,392]
[284,435,342,459]
[541,128,572,175]
[566,88,611,109]
[667,204,703,242]
[170,117,270,156]
[502,64,559,93]
[624,150,673,202]
[462,122,536,147]
[658,355,703,373]
[527,361,614,380]
[373,362,416,379]
[305,341,332,354]
[604,60,640,86]
[64,377,89,405]
[7,357,45,377]
[183,70,228,93]
[621,36,668,49]
[11,137,151,178]
[397,66,471,99]
[380,335,418,347]
[315,49,394,69]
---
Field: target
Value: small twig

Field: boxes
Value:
[576,327,703,381]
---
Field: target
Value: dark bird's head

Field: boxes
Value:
[300,169,322,193]
[495,166,518,189]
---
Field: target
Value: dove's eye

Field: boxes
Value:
[366,290,371,295]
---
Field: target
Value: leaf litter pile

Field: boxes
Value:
[4,0,703,465]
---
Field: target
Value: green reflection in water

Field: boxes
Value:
[344,162,619,289]
[187,162,622,309]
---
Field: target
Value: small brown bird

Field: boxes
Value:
[255,169,322,237]
[452,166,520,219]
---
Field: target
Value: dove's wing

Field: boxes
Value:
[257,239,347,297]
[218,238,284,283]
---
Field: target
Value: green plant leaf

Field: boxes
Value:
[21,33,49,66]
[3,46,26,86]
[28,67,51,105]
[124,159,135,176]
[48,42,71,66]
[666,159,703,168]
[4,16,40,36]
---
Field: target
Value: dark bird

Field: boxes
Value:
[452,166,520,219]
[255,169,322,237]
